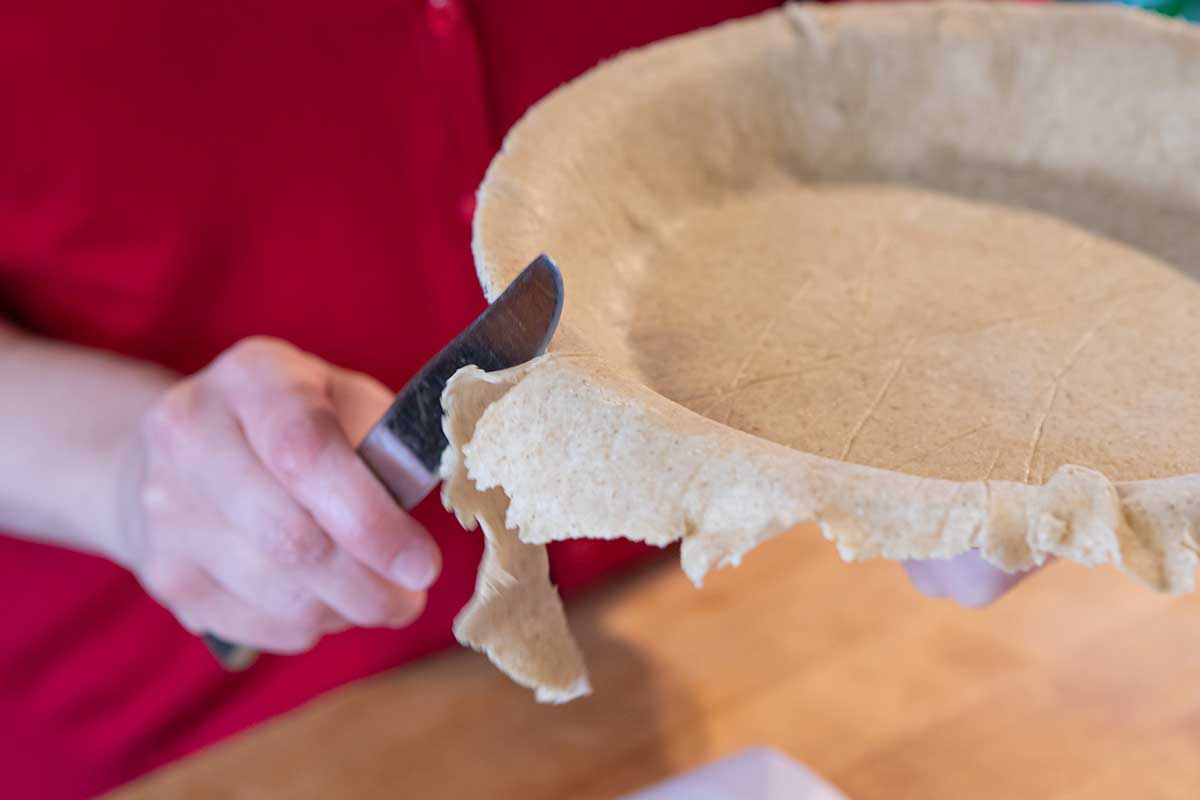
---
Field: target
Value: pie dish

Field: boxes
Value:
[442,2,1200,701]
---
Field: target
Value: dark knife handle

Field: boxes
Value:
[203,424,439,671]
[202,634,259,671]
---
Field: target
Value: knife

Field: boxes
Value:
[203,254,564,670]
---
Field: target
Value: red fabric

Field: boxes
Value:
[0,1,780,796]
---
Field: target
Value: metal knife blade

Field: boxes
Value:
[204,254,564,670]
[356,253,563,507]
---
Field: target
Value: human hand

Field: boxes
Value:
[903,550,1037,608]
[112,337,440,653]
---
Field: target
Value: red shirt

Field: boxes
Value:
[0,1,779,796]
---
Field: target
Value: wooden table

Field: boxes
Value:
[110,524,1200,799]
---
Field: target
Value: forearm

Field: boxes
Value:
[0,319,175,563]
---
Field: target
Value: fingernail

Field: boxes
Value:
[389,547,438,591]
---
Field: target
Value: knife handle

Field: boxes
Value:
[203,423,439,671]
[202,634,259,671]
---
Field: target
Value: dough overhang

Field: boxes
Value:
[441,354,1200,701]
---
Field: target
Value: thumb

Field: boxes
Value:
[329,369,395,446]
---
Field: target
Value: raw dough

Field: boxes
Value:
[444,3,1200,700]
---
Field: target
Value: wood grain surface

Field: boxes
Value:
[108,524,1200,799]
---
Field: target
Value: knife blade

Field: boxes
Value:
[204,254,564,669]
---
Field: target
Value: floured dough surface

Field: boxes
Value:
[633,183,1200,483]
[445,4,1200,700]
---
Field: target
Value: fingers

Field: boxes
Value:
[148,383,333,567]
[223,358,441,591]
[194,531,423,631]
[302,547,427,628]
[197,537,336,624]
[202,541,422,631]
[158,378,426,627]
[142,560,342,654]
[904,550,1035,607]
[329,368,395,447]
[136,338,440,652]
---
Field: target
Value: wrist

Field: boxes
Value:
[68,362,176,568]
[94,425,150,569]
[0,331,177,563]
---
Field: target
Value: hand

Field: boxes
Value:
[903,550,1037,608]
[112,337,441,654]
